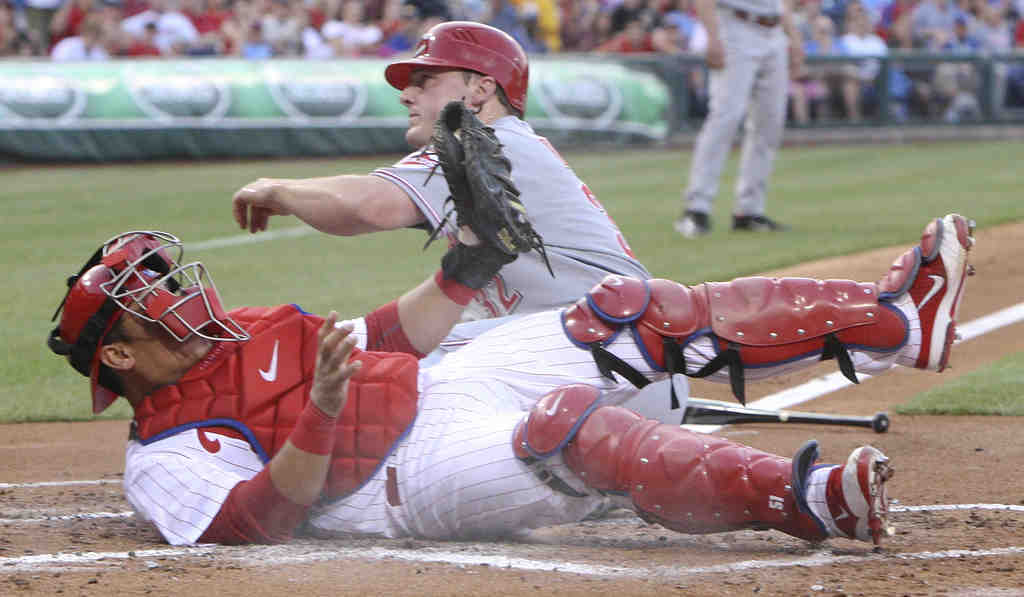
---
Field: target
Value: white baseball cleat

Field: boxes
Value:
[792,440,895,546]
[878,213,975,371]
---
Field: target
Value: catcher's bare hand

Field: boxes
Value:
[233,179,292,233]
[309,311,362,417]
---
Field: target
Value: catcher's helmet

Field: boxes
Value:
[385,21,529,113]
[48,231,249,414]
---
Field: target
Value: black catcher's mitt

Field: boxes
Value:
[428,101,552,276]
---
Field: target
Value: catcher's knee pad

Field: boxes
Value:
[562,275,708,369]
[563,413,826,541]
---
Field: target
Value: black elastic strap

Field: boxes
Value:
[662,337,687,410]
[690,343,746,405]
[591,344,651,389]
[821,333,859,385]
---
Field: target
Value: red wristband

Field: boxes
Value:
[434,269,478,306]
[289,400,337,455]
[365,300,423,357]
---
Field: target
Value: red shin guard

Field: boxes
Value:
[564,406,827,541]
[514,385,827,541]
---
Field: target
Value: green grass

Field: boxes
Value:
[895,351,1024,416]
[4,139,1023,422]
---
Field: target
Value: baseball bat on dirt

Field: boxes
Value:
[681,398,890,433]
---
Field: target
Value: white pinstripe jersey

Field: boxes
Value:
[122,299,912,544]
[371,116,651,321]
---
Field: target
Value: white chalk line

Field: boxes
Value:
[187,226,316,252]
[2,540,1023,578]
[2,503,1020,527]
[0,479,119,490]
[0,511,133,524]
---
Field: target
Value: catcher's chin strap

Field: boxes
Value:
[589,333,857,408]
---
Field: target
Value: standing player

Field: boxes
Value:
[231,20,650,324]
[675,0,804,237]
[47,208,974,546]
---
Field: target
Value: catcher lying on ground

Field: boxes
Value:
[49,126,974,546]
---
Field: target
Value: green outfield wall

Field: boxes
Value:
[1,53,1021,162]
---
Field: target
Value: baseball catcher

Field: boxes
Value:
[48,213,974,548]
[428,100,552,289]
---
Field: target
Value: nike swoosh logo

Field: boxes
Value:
[834,508,851,522]
[259,339,279,382]
[543,389,566,417]
[916,275,944,311]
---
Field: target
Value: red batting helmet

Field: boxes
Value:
[385,21,529,113]
[48,231,249,414]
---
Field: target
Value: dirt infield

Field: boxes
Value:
[3,220,1023,597]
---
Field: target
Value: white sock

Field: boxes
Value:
[802,466,845,538]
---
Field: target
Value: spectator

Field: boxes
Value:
[558,0,604,51]
[238,18,271,58]
[790,14,843,123]
[24,0,66,53]
[660,5,708,51]
[261,0,303,56]
[114,18,162,55]
[933,14,982,121]
[51,13,113,60]
[486,0,545,52]
[595,13,659,52]
[793,0,824,44]
[910,0,958,49]
[877,0,915,42]
[50,0,99,48]
[376,0,433,56]
[608,0,654,36]
[821,0,852,34]
[527,0,562,51]
[181,0,232,55]
[0,1,17,56]
[838,0,889,121]
[121,0,200,55]
[321,0,383,57]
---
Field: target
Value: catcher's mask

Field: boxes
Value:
[47,231,249,414]
[384,21,529,114]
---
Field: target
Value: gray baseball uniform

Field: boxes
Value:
[374,115,651,322]
[685,0,789,218]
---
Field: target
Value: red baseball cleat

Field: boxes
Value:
[878,213,975,371]
[792,440,895,546]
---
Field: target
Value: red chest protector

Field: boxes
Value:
[132,304,420,500]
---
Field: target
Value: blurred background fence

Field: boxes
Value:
[2,52,1023,162]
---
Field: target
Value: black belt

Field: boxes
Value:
[732,9,781,27]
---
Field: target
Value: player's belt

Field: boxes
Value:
[732,9,781,27]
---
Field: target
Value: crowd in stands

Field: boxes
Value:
[1,0,1023,121]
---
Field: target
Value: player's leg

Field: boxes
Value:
[562,213,975,403]
[380,377,609,540]
[679,26,758,234]
[514,385,894,545]
[734,38,789,227]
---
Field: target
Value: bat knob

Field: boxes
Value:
[872,412,890,434]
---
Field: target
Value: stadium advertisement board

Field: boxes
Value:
[0,58,670,161]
